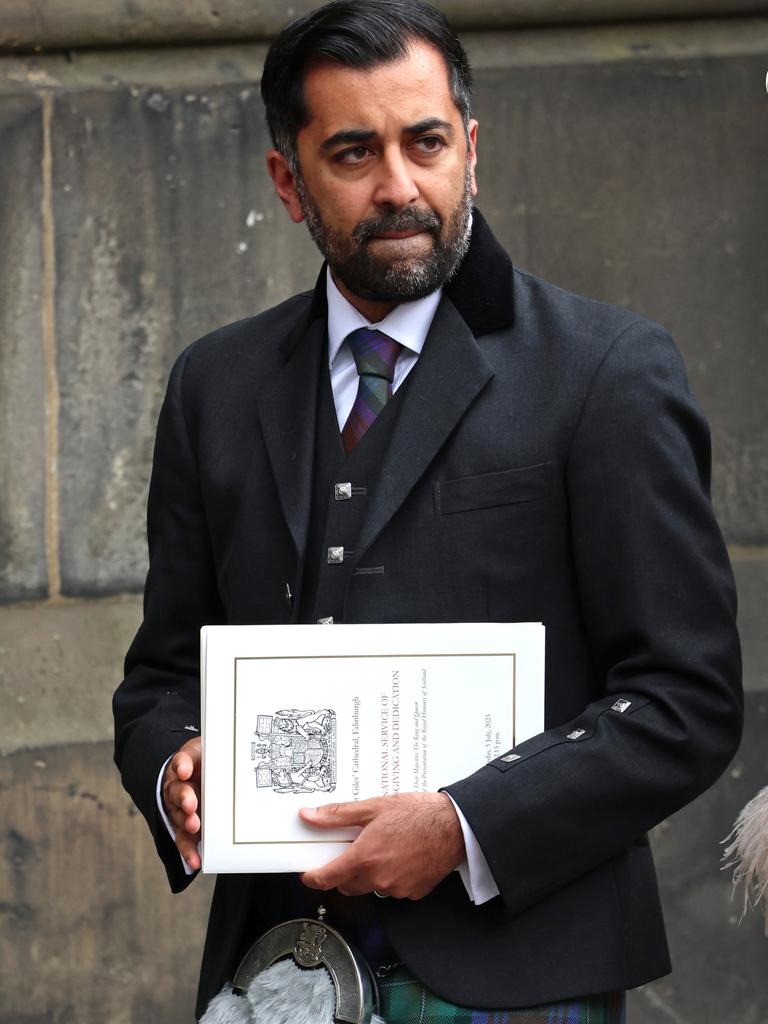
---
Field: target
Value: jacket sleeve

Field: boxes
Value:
[444,319,743,919]
[113,347,225,893]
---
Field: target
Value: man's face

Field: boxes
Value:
[268,41,478,314]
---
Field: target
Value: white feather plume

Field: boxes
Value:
[200,958,388,1023]
[722,784,768,932]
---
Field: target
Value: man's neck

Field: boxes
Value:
[330,271,398,324]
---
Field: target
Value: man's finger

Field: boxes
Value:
[176,831,201,871]
[301,847,359,891]
[299,798,378,828]
[169,806,201,835]
[164,780,199,817]
[174,752,194,781]
[175,782,200,814]
[183,812,201,835]
[170,738,202,786]
[336,876,374,897]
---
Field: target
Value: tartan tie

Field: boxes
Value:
[341,327,404,453]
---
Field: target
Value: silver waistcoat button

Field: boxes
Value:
[327,546,344,564]
[317,616,334,625]
[334,482,353,501]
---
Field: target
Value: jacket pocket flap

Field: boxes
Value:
[435,463,553,516]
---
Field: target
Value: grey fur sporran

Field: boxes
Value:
[200,907,388,1024]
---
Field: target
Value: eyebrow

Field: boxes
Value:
[405,118,454,136]
[319,118,454,151]
[320,128,376,151]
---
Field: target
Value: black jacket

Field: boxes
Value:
[113,210,742,1016]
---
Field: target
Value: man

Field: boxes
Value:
[113,1,742,1021]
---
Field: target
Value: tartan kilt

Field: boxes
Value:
[377,967,626,1024]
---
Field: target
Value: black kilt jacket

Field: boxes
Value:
[113,210,742,1018]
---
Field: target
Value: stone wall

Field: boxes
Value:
[1,7,767,1022]
[4,0,768,51]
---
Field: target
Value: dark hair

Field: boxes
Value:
[261,0,473,172]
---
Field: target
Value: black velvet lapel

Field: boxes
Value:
[444,207,516,336]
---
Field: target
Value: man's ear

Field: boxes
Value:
[467,119,479,198]
[266,150,305,223]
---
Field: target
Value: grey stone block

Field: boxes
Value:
[0,595,142,755]
[2,1,768,52]
[0,740,215,1024]
[732,554,768,693]
[470,42,768,544]
[51,70,319,595]
[627,690,768,1023]
[0,92,47,603]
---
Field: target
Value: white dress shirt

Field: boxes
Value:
[157,267,499,905]
[326,266,440,426]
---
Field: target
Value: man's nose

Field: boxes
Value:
[372,150,419,209]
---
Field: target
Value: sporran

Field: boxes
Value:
[200,907,388,1024]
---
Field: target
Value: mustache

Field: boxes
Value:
[352,208,442,244]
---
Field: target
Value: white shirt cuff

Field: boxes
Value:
[445,793,500,905]
[156,755,196,876]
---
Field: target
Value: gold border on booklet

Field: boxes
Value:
[231,652,517,846]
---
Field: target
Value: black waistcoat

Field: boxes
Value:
[281,352,412,965]
[298,352,410,626]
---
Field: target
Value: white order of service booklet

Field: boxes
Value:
[200,622,544,873]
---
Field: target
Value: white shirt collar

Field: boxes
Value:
[326,266,442,367]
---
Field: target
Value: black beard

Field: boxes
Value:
[296,168,473,304]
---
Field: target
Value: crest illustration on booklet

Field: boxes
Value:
[252,708,337,795]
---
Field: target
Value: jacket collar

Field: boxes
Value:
[444,206,516,336]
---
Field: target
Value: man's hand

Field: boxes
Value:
[299,792,464,900]
[161,737,202,871]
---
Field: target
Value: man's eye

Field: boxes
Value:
[414,136,445,153]
[336,146,371,165]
